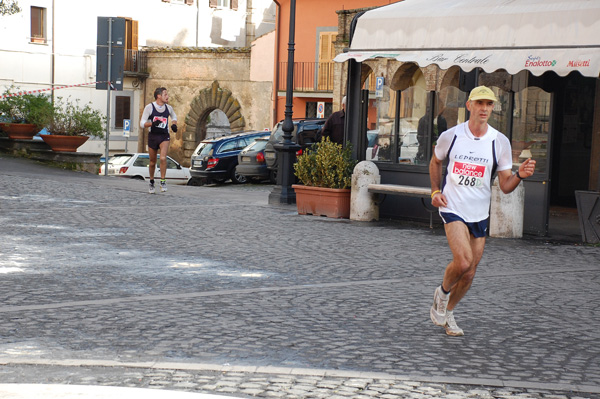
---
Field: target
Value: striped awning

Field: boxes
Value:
[334,0,600,78]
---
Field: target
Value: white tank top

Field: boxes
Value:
[434,122,512,222]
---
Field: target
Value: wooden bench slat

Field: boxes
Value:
[367,184,431,197]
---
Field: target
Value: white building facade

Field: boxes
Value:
[0,0,275,154]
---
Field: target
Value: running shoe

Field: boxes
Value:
[160,180,167,192]
[444,311,464,336]
[149,181,155,194]
[430,286,448,326]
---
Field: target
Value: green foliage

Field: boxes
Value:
[0,87,53,127]
[47,97,105,138]
[0,0,21,16]
[294,137,357,189]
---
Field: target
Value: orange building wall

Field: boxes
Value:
[274,1,394,123]
[276,1,395,64]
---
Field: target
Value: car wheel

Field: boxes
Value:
[187,177,204,186]
[132,175,145,181]
[269,169,277,184]
[231,169,248,184]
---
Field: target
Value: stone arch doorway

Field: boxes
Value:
[183,81,246,159]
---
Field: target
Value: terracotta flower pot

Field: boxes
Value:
[292,184,351,219]
[2,123,39,140]
[41,135,89,152]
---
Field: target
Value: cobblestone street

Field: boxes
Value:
[1,155,599,398]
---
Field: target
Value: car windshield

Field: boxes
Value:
[272,123,298,142]
[246,139,268,151]
[108,155,133,165]
[196,142,214,157]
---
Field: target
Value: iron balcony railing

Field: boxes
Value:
[278,62,335,93]
[278,61,377,93]
[124,50,148,75]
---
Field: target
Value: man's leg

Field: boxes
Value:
[158,140,170,192]
[158,140,169,180]
[148,146,157,193]
[431,221,486,333]
[440,222,486,336]
[431,221,471,327]
[446,231,486,311]
[148,146,158,179]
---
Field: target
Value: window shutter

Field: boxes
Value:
[318,32,337,91]
[231,0,238,10]
[132,20,139,50]
[209,0,217,7]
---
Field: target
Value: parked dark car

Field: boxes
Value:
[189,131,270,184]
[235,137,274,183]
[264,118,326,173]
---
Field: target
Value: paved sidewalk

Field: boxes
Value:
[0,384,240,399]
[0,154,599,399]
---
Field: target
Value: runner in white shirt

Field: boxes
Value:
[429,86,536,336]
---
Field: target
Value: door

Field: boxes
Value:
[515,72,595,236]
[551,74,594,207]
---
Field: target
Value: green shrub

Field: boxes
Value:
[294,137,357,189]
[47,97,105,138]
[0,87,53,127]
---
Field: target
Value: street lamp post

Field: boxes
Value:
[269,0,300,205]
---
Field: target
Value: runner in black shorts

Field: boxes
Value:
[140,87,178,193]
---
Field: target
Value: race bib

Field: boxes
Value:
[450,161,486,188]
[153,116,168,129]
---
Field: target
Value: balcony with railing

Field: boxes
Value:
[124,50,149,77]
[278,62,335,93]
[278,61,376,94]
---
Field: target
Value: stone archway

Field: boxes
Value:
[183,81,246,159]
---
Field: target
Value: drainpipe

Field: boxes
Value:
[196,0,199,47]
[272,0,281,128]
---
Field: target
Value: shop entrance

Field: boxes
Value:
[518,72,595,237]
[550,73,594,208]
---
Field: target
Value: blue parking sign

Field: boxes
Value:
[123,119,130,137]
[375,77,384,98]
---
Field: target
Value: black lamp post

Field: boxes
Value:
[269,0,300,205]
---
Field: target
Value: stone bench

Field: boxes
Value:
[367,183,435,228]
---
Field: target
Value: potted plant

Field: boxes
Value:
[42,97,105,152]
[0,88,54,140]
[292,137,357,218]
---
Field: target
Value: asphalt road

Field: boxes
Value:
[1,154,599,399]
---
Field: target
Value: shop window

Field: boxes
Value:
[487,87,510,140]
[381,68,427,165]
[369,91,394,163]
[436,86,467,132]
[396,86,426,164]
[30,6,46,43]
[512,87,551,174]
